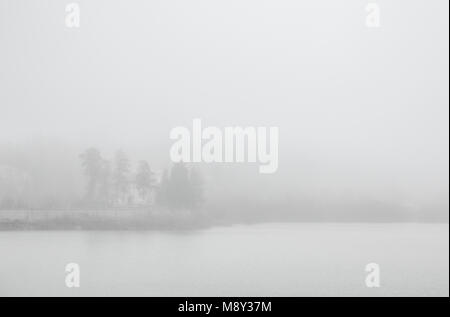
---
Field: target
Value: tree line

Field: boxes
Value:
[79,148,204,210]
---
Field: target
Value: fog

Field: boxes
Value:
[0,0,448,223]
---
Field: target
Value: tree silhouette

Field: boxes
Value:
[113,150,130,204]
[156,169,169,207]
[79,148,104,201]
[157,163,205,211]
[135,160,155,204]
[189,167,204,209]
[167,163,191,210]
[98,159,112,205]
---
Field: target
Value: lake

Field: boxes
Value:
[0,223,448,296]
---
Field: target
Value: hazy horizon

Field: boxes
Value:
[1,0,448,221]
[0,0,448,299]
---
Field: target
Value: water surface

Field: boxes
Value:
[0,223,448,296]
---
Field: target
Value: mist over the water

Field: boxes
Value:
[0,0,448,222]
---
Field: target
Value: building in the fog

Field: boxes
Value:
[114,170,163,207]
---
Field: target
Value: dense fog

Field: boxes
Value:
[0,0,448,223]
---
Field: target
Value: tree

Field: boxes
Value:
[79,148,104,201]
[135,160,155,204]
[113,150,130,204]
[98,159,112,205]
[189,167,204,209]
[167,163,191,210]
[156,164,206,211]
[156,169,169,207]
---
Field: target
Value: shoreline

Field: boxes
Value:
[0,214,448,231]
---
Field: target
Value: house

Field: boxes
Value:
[113,170,163,207]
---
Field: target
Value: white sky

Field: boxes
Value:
[0,0,448,204]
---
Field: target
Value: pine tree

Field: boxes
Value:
[167,163,191,210]
[113,150,130,204]
[189,167,204,209]
[156,169,169,207]
[79,148,103,202]
[135,160,155,204]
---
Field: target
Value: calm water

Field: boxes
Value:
[0,223,448,296]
